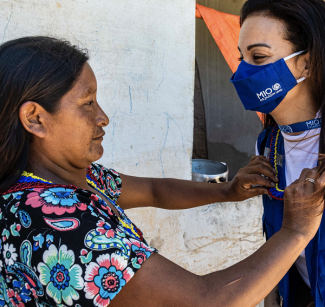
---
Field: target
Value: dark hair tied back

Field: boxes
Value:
[0,36,88,193]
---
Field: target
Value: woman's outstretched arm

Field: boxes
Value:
[118,155,278,210]
[111,168,324,307]
[111,231,306,307]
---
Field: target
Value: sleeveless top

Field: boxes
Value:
[0,163,157,307]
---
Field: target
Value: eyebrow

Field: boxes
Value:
[80,87,96,99]
[238,43,271,52]
[247,43,271,51]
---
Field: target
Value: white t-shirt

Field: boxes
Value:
[256,120,321,288]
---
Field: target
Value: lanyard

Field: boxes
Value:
[278,118,322,134]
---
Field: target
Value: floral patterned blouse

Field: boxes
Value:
[0,163,157,307]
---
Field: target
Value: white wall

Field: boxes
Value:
[0,1,264,306]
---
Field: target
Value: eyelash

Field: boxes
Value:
[254,56,267,60]
[238,55,267,61]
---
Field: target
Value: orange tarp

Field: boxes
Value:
[196,4,240,73]
[196,4,263,121]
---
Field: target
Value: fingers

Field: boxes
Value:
[316,169,325,191]
[285,168,318,201]
[244,155,278,185]
[298,168,317,183]
[248,186,269,197]
[283,167,324,240]
[250,155,270,163]
[299,168,317,194]
[246,174,276,188]
[249,156,276,172]
[246,165,278,183]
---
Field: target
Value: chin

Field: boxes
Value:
[90,145,104,162]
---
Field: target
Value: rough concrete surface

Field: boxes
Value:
[126,196,266,307]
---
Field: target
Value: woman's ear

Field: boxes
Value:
[19,102,47,138]
[301,52,311,79]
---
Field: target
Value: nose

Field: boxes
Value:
[96,104,109,127]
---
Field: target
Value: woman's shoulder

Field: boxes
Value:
[88,163,122,201]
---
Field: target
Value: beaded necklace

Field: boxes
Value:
[268,125,285,201]
[19,171,53,184]
[3,171,78,195]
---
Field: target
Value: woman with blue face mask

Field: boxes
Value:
[231,0,325,306]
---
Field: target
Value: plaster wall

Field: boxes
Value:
[0,1,264,306]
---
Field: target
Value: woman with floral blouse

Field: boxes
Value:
[0,36,323,307]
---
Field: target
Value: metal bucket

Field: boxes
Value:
[192,159,228,183]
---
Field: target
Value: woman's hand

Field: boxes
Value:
[222,155,279,202]
[282,168,325,241]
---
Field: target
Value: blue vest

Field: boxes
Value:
[257,126,325,307]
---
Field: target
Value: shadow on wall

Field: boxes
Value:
[208,142,251,179]
[193,60,208,160]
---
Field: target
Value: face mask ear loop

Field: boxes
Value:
[284,50,307,61]
[284,50,307,83]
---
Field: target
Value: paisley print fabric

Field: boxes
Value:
[0,163,157,306]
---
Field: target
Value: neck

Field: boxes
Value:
[270,90,318,135]
[272,107,318,126]
[26,147,90,189]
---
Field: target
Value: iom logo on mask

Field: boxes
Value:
[272,83,281,91]
[256,83,283,102]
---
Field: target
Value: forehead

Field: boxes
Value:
[239,15,288,50]
[70,63,97,99]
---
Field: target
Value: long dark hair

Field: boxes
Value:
[0,36,88,193]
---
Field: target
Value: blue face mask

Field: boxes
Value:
[230,51,306,114]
